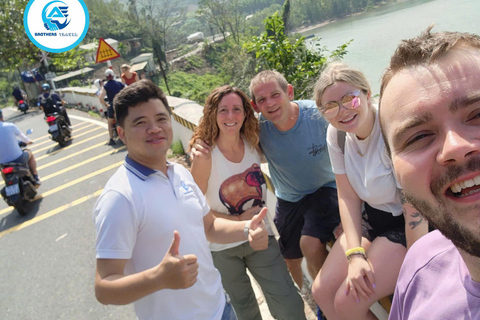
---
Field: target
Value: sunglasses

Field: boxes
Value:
[320,90,361,119]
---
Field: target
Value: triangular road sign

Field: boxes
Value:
[95,38,121,63]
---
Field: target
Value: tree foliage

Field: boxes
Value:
[244,12,349,99]
[0,0,41,70]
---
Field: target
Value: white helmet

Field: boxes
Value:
[105,69,115,79]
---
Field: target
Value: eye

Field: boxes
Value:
[404,132,433,148]
[467,109,480,122]
[257,98,265,104]
[324,102,339,111]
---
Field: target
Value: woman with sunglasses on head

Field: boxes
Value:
[311,62,428,320]
[189,85,306,320]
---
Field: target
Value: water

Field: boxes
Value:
[302,0,480,95]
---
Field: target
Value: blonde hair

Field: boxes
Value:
[189,85,259,151]
[313,62,371,109]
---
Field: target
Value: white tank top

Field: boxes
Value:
[206,139,272,251]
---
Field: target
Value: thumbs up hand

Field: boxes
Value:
[157,231,198,290]
[246,207,269,251]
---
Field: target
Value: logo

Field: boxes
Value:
[24,0,89,53]
[42,1,70,31]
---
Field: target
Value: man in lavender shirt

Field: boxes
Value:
[379,26,480,319]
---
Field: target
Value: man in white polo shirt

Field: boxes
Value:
[93,79,269,320]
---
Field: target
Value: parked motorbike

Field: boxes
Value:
[17,100,29,114]
[45,112,71,147]
[0,139,38,216]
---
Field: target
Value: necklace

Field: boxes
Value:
[355,134,372,157]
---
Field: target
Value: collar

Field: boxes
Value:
[124,156,156,181]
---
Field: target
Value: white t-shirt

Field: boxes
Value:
[326,108,403,216]
[206,140,272,252]
[94,157,225,320]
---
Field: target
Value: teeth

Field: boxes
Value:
[450,177,480,194]
[341,116,355,122]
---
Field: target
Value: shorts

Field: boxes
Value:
[11,151,30,165]
[107,105,115,119]
[274,186,340,259]
[362,203,406,247]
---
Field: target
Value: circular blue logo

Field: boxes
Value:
[24,0,89,53]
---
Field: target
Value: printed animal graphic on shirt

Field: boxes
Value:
[219,163,266,215]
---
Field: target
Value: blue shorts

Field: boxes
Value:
[107,105,115,119]
[274,186,340,259]
[11,151,30,165]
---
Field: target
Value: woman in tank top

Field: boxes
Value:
[189,86,306,320]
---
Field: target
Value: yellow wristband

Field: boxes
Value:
[345,247,366,258]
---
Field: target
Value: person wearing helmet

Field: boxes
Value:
[12,85,27,107]
[37,83,71,126]
[99,69,126,146]
[0,108,41,185]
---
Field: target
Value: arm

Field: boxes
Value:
[211,206,262,222]
[134,73,139,82]
[99,88,107,107]
[336,174,375,301]
[95,231,198,305]
[203,208,268,251]
[190,145,212,194]
[121,75,126,84]
[401,198,428,249]
[14,127,32,144]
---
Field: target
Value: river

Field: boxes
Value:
[302,0,480,95]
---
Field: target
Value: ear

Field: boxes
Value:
[251,100,259,113]
[117,125,127,144]
[287,84,294,101]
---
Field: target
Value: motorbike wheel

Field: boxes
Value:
[15,200,29,216]
[23,110,27,114]
[58,138,67,147]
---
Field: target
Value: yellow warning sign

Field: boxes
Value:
[95,38,121,63]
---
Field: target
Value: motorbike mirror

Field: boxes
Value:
[26,129,33,135]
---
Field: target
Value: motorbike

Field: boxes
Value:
[17,100,29,114]
[45,112,71,147]
[0,140,38,216]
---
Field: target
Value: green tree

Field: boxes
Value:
[244,12,349,99]
[0,0,41,70]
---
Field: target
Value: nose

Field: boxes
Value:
[436,129,479,165]
[146,121,162,134]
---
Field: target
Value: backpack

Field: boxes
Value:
[40,93,57,113]
[337,130,346,154]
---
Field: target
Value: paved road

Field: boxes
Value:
[0,107,135,319]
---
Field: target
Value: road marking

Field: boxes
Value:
[31,121,90,143]
[38,142,124,170]
[33,126,104,154]
[29,123,96,149]
[35,132,108,161]
[0,139,121,188]
[0,189,104,239]
[0,161,122,216]
[39,146,125,181]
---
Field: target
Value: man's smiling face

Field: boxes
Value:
[380,47,480,257]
